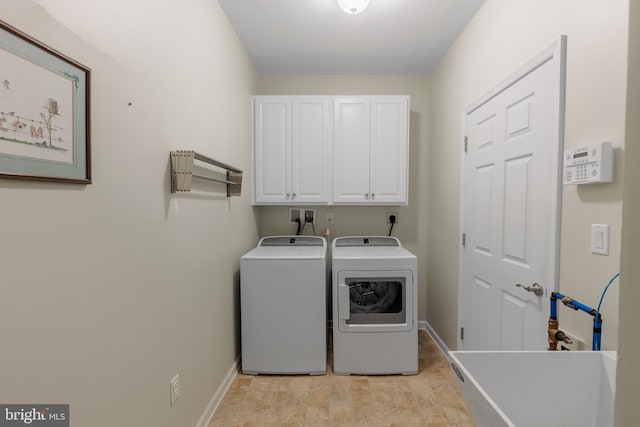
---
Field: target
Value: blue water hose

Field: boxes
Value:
[593,273,620,351]
[550,273,620,351]
[551,291,599,349]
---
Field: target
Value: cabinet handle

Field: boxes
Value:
[292,193,296,198]
[286,193,291,199]
[371,193,376,199]
[365,193,369,200]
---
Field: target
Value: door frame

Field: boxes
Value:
[457,36,567,350]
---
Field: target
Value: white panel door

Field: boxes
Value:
[370,96,409,204]
[460,39,565,351]
[333,98,371,203]
[292,97,332,203]
[253,97,291,203]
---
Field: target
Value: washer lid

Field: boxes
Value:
[242,235,327,260]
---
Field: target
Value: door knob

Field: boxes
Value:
[515,282,544,296]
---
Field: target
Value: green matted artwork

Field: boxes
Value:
[0,20,90,184]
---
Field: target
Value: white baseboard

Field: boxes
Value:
[420,321,451,360]
[195,356,240,427]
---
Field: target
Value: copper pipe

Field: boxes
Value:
[548,318,559,351]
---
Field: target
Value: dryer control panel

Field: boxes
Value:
[334,236,400,247]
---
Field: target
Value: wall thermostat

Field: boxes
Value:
[563,141,614,185]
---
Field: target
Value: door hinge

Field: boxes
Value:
[464,136,468,153]
[460,327,465,340]
[461,233,466,247]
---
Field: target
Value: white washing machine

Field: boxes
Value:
[241,236,327,375]
[332,236,418,375]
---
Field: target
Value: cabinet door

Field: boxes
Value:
[291,97,332,203]
[253,97,291,204]
[370,96,409,204]
[333,97,371,203]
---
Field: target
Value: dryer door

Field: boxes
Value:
[337,270,414,333]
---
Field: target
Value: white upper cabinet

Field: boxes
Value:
[291,98,332,203]
[253,95,409,205]
[253,97,290,204]
[333,96,409,205]
[333,98,371,204]
[253,96,332,205]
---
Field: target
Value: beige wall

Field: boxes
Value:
[1,1,636,425]
[256,75,430,322]
[427,0,628,350]
[616,1,640,424]
[0,1,258,426]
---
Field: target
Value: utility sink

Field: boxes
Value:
[449,350,616,427]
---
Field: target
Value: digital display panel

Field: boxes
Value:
[573,151,589,159]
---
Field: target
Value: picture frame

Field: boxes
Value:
[0,20,90,184]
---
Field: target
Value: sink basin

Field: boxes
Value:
[449,350,616,427]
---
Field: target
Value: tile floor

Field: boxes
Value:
[208,330,475,426]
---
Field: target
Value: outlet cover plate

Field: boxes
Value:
[326,212,334,224]
[303,209,316,224]
[289,208,301,224]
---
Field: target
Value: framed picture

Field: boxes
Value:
[0,20,90,184]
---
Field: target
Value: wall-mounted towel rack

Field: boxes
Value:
[170,150,242,196]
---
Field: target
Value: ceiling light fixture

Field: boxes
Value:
[337,0,370,15]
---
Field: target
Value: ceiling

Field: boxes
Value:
[218,0,486,75]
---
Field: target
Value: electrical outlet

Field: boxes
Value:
[170,374,180,406]
[304,209,316,224]
[289,208,301,224]
[386,212,399,224]
[326,212,334,224]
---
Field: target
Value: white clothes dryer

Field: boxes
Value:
[332,236,418,375]
[241,236,327,375]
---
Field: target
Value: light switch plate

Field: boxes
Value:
[591,224,610,255]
